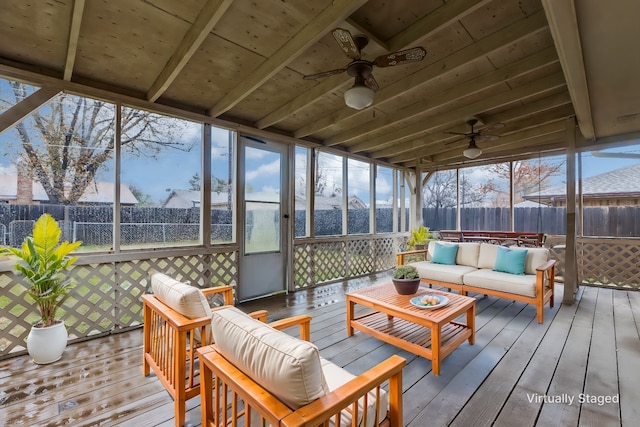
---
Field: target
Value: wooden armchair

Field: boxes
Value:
[142,272,267,427]
[198,307,406,427]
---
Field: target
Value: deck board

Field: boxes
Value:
[493,286,582,427]
[0,274,634,427]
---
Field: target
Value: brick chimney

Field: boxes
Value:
[16,161,33,204]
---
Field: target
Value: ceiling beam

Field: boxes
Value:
[147,0,233,102]
[541,0,594,140]
[294,9,548,139]
[421,135,566,169]
[383,92,572,163]
[326,47,558,147]
[257,0,492,131]
[431,121,567,162]
[63,0,85,81]
[386,0,493,52]
[350,71,566,155]
[208,0,368,118]
[0,86,61,135]
[397,104,574,162]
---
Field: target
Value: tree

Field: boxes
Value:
[128,184,154,206]
[3,82,190,205]
[423,170,495,208]
[189,173,201,191]
[487,159,564,203]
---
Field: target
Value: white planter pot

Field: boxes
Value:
[26,321,68,364]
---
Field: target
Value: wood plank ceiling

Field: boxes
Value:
[0,0,638,171]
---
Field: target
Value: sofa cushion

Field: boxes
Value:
[426,241,480,267]
[523,247,550,274]
[211,306,328,410]
[477,243,499,269]
[411,260,477,285]
[321,357,388,427]
[494,246,528,275]
[462,269,538,297]
[431,242,458,265]
[151,272,211,320]
[456,242,481,267]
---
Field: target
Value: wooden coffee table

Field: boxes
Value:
[346,283,475,375]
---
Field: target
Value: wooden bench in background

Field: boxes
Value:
[438,230,545,247]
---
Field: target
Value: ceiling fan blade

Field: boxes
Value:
[483,122,505,132]
[364,74,379,91]
[444,131,469,136]
[332,28,360,59]
[477,134,500,142]
[303,68,346,80]
[373,46,427,67]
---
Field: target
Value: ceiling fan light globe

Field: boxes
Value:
[463,146,482,159]
[344,85,374,110]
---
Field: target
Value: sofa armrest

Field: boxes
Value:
[268,314,312,341]
[396,249,428,266]
[535,259,556,295]
[281,355,406,427]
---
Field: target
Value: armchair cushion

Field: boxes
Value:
[211,306,329,410]
[321,357,389,427]
[150,272,210,320]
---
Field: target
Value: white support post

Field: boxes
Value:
[202,124,212,247]
[564,117,578,302]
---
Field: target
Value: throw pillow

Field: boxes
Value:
[431,242,459,265]
[493,246,528,275]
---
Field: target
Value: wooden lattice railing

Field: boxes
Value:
[0,247,238,359]
[577,237,640,290]
[292,235,405,289]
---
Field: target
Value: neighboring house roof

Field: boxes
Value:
[162,190,229,208]
[523,162,640,201]
[0,175,138,205]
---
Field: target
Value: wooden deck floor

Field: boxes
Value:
[1,273,639,427]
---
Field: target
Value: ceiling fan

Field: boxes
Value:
[303,28,427,110]
[445,119,504,159]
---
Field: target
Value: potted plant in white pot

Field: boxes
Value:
[3,213,82,364]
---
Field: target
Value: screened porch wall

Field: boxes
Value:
[0,232,407,359]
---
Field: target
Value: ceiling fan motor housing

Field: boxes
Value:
[346,60,373,77]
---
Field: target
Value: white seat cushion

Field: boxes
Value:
[410,261,477,285]
[211,306,328,410]
[462,269,537,297]
[321,357,388,427]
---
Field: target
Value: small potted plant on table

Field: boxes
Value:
[4,213,82,364]
[392,265,421,295]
